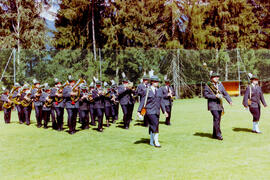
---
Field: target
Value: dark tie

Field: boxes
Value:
[155,89,157,96]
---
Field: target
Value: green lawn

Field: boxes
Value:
[1,95,270,179]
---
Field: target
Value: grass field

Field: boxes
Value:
[1,95,270,179]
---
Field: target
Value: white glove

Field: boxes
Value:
[216,94,223,99]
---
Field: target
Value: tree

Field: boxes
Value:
[0,0,47,85]
[203,0,266,49]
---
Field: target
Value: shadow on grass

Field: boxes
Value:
[64,129,80,134]
[116,125,126,129]
[134,138,150,145]
[193,132,213,139]
[232,127,253,133]
[134,122,146,127]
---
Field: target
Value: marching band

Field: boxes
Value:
[1,71,266,147]
[0,71,175,147]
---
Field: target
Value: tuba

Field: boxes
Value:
[13,87,23,105]
[70,78,85,103]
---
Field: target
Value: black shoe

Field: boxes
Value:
[69,131,75,135]
[90,123,96,126]
[44,126,48,129]
[165,123,171,126]
[26,122,30,126]
[37,124,42,128]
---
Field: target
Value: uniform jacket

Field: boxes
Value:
[31,88,43,106]
[63,86,79,109]
[79,91,90,110]
[92,88,105,109]
[243,85,267,108]
[161,85,175,106]
[203,82,232,111]
[118,85,134,105]
[50,87,65,108]
[40,92,51,111]
[138,87,166,115]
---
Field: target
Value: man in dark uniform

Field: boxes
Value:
[118,78,135,129]
[79,84,90,130]
[12,83,24,123]
[161,79,175,125]
[51,78,65,131]
[40,86,53,128]
[63,76,79,134]
[137,75,168,148]
[1,88,12,123]
[104,83,112,127]
[31,79,43,128]
[89,82,96,126]
[243,74,267,133]
[203,72,232,140]
[136,75,150,126]
[92,81,105,132]
[111,82,119,123]
[20,84,32,125]
[110,83,118,124]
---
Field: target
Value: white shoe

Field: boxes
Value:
[252,122,256,132]
[150,132,154,146]
[255,122,262,133]
[153,133,161,148]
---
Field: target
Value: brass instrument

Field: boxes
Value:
[21,89,33,107]
[13,87,23,105]
[34,83,47,102]
[88,93,94,102]
[55,81,69,103]
[44,93,53,107]
[3,86,19,109]
[70,78,85,103]
[111,93,119,105]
